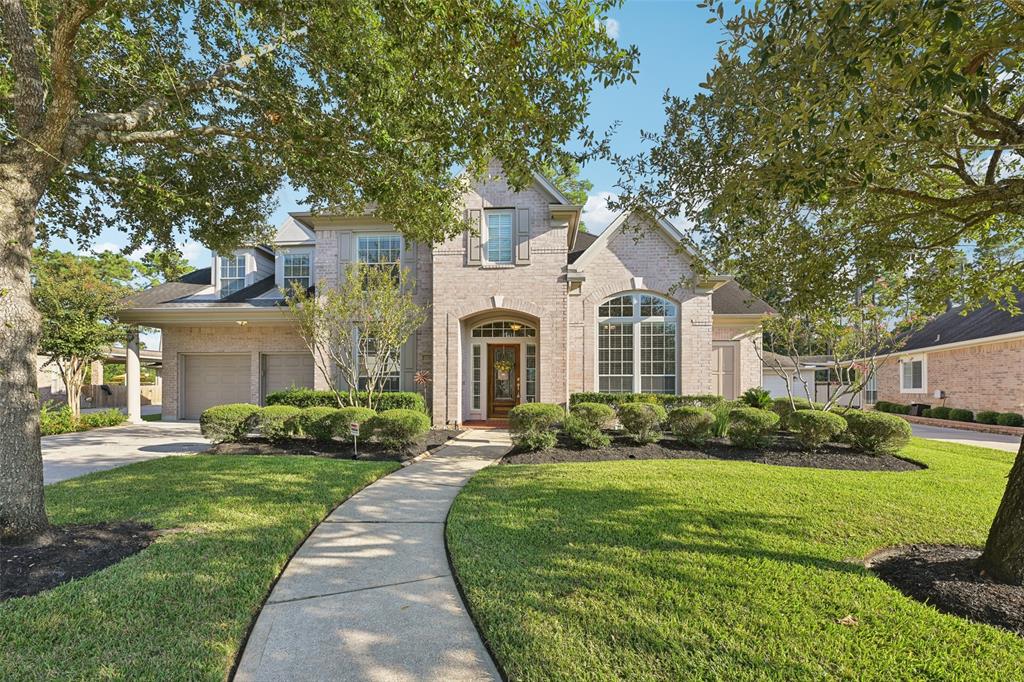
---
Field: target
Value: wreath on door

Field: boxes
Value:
[494,359,514,375]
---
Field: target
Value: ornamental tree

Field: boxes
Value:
[618,0,1024,582]
[0,0,635,543]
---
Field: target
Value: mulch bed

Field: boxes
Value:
[868,544,1024,636]
[501,433,923,472]
[1,522,159,601]
[207,428,460,462]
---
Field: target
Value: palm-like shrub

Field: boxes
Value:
[509,403,564,451]
[789,410,847,450]
[741,387,773,409]
[728,407,780,449]
[617,402,667,444]
[844,411,912,456]
[667,406,715,446]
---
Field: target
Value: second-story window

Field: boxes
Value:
[220,254,246,297]
[485,211,514,264]
[282,253,311,291]
[358,235,402,278]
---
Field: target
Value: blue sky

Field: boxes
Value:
[49,1,721,262]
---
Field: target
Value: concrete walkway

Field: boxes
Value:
[235,429,510,682]
[911,423,1021,453]
[42,421,208,484]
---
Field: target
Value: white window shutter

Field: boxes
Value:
[515,207,530,263]
[466,209,482,265]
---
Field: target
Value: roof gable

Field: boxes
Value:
[276,216,317,245]
[900,289,1024,352]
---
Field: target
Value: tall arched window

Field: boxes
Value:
[597,293,677,393]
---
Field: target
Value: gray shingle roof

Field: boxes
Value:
[124,268,286,309]
[900,289,1024,352]
[711,281,774,315]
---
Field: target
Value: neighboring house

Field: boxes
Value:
[36,346,163,406]
[119,163,771,425]
[761,352,861,407]
[870,290,1024,414]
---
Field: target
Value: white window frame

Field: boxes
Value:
[280,251,312,292]
[218,253,248,298]
[356,233,403,273]
[355,329,402,392]
[899,355,927,394]
[483,210,514,265]
[864,373,878,404]
[596,292,678,394]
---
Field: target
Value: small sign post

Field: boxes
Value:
[350,422,360,457]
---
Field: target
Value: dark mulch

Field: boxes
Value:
[207,428,460,462]
[501,433,923,471]
[869,544,1024,636]
[1,522,159,600]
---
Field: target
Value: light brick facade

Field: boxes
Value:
[874,338,1024,413]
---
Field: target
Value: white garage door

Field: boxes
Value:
[261,353,315,402]
[712,343,738,400]
[182,354,251,419]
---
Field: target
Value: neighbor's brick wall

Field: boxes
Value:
[713,323,763,395]
[430,160,568,425]
[874,338,1024,413]
[571,214,715,396]
[161,324,308,419]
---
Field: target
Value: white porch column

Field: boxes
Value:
[126,328,143,424]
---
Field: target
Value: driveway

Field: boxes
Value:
[911,423,1021,454]
[42,421,209,484]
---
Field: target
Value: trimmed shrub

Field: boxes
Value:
[200,403,259,443]
[568,392,722,410]
[328,406,378,439]
[976,410,1001,425]
[771,397,812,430]
[562,413,611,448]
[928,406,952,420]
[948,408,974,422]
[728,407,779,449]
[40,403,80,436]
[249,405,303,442]
[265,387,426,413]
[740,387,773,410]
[365,409,430,450]
[617,402,667,444]
[789,410,847,450]
[570,402,616,430]
[844,411,912,456]
[997,412,1024,428]
[290,407,341,441]
[874,400,891,412]
[667,406,715,446]
[80,409,127,429]
[509,403,564,451]
[890,403,910,415]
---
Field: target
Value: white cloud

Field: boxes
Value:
[91,241,121,254]
[595,17,620,40]
[178,239,209,266]
[581,191,621,234]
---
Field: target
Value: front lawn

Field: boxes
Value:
[0,455,397,680]
[447,438,1024,680]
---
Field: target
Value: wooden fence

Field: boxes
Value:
[80,384,162,409]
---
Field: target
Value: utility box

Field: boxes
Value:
[909,403,931,417]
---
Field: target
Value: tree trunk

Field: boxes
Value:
[980,436,1024,584]
[0,163,49,544]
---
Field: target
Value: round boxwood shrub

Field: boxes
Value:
[771,397,812,430]
[667,406,715,446]
[617,402,667,444]
[570,402,616,430]
[562,413,611,448]
[927,406,951,420]
[728,407,779,449]
[997,412,1024,428]
[365,408,430,451]
[976,410,1000,425]
[509,403,564,451]
[249,405,303,442]
[789,410,847,450]
[289,407,341,441]
[328,406,378,439]
[948,408,974,422]
[844,411,912,456]
[200,403,259,443]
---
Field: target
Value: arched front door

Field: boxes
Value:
[487,344,520,418]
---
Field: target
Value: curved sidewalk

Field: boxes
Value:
[235,430,510,682]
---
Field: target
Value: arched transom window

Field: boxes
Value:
[597,293,677,394]
[471,320,536,338]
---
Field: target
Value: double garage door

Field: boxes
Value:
[181,353,314,419]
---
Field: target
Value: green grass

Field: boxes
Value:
[447,438,1023,680]
[142,413,162,421]
[0,455,397,680]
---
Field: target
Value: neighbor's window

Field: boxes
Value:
[357,235,402,279]
[219,254,246,297]
[485,211,514,264]
[865,374,878,404]
[901,359,924,392]
[282,253,311,292]
[598,293,677,394]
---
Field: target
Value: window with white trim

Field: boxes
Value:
[900,357,925,393]
[219,254,246,297]
[525,344,537,402]
[864,374,878,404]
[357,234,402,279]
[471,344,482,410]
[282,253,311,292]
[598,293,677,394]
[356,333,401,392]
[484,211,514,264]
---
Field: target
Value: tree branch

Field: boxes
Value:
[0,0,45,133]
[93,125,261,144]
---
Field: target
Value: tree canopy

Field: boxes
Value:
[617,0,1024,315]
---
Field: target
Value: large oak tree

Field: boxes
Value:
[0,0,635,542]
[619,1,1024,582]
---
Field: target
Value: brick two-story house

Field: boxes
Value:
[119,163,770,425]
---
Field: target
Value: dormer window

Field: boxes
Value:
[220,255,247,297]
[282,253,311,291]
[485,211,514,264]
